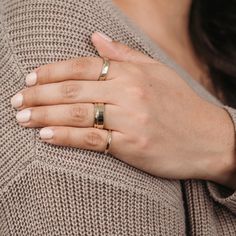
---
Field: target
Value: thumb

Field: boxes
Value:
[91,32,155,63]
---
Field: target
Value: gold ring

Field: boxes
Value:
[94,103,105,129]
[105,130,112,154]
[98,58,110,81]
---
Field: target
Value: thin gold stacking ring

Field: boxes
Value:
[98,58,110,81]
[94,103,105,129]
[104,130,112,154]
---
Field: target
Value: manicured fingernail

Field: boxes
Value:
[40,128,54,139]
[25,71,37,86]
[96,32,113,42]
[11,93,23,108]
[16,109,31,123]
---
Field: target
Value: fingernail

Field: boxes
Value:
[40,128,54,139]
[11,93,23,108]
[25,71,37,86]
[96,32,113,42]
[16,109,31,123]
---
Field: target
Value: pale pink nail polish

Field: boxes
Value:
[25,72,37,86]
[96,32,113,42]
[16,109,31,123]
[40,128,54,139]
[11,93,23,108]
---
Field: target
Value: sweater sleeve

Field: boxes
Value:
[207,105,236,214]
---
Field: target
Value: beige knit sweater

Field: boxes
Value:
[0,0,236,235]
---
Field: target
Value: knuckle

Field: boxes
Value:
[124,63,142,76]
[84,130,103,147]
[70,58,83,77]
[37,108,49,125]
[24,86,38,105]
[41,65,52,82]
[70,104,88,122]
[62,129,72,146]
[70,57,92,78]
[123,46,134,57]
[136,113,150,125]
[60,82,80,99]
[137,136,150,150]
[130,86,146,100]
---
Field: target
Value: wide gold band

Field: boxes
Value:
[94,103,105,129]
[98,58,110,81]
[105,130,112,154]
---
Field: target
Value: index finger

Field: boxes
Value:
[25,57,118,86]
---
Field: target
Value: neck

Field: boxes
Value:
[113,0,192,46]
[113,0,212,90]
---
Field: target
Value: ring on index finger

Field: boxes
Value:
[98,58,110,81]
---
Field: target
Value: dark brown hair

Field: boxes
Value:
[189,0,236,108]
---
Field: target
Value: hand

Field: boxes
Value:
[11,32,236,187]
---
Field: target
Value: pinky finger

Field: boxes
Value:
[39,126,122,155]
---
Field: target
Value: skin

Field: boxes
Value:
[10,32,236,190]
[11,0,236,189]
[113,0,215,93]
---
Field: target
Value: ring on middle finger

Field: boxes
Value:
[94,103,105,129]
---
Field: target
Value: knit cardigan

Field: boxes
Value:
[0,0,236,235]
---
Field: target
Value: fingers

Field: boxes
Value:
[16,103,122,131]
[26,57,119,86]
[39,126,123,155]
[11,80,116,109]
[91,32,156,64]
[25,32,156,87]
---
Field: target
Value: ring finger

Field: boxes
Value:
[39,126,124,155]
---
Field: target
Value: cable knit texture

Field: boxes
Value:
[0,0,235,235]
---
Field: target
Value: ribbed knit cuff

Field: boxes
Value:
[207,105,236,214]
[207,181,236,214]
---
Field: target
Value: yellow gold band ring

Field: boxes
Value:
[94,103,105,129]
[98,58,110,81]
[105,130,112,154]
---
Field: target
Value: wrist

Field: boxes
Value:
[205,106,236,190]
[210,150,236,190]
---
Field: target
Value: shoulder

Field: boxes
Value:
[0,0,123,69]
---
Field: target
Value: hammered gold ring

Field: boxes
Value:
[94,103,105,129]
[98,58,110,81]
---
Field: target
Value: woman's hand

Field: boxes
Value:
[11,32,236,188]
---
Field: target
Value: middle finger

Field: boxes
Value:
[15,103,123,131]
